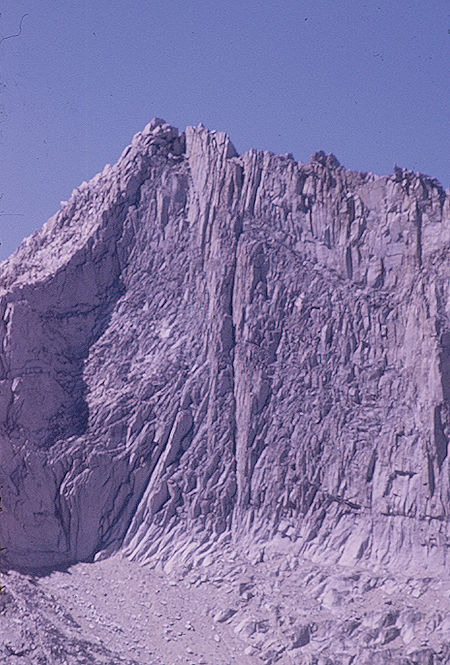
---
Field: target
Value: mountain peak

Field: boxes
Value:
[0,119,449,663]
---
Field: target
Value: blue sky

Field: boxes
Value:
[0,0,448,262]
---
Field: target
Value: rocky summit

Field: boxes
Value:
[0,119,448,664]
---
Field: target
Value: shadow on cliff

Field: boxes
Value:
[41,272,126,450]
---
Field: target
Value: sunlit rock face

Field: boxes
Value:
[0,118,448,576]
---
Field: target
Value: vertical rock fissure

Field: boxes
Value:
[229,222,243,464]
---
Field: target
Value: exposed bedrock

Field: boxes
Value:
[0,119,448,577]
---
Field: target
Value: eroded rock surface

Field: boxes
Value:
[0,118,449,663]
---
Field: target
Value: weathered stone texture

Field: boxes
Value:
[0,119,448,580]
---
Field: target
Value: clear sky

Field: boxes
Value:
[0,0,448,262]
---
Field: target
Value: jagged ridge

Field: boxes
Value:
[0,118,448,581]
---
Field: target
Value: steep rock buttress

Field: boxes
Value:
[0,119,448,576]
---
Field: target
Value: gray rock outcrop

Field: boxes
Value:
[0,119,448,662]
[1,118,448,574]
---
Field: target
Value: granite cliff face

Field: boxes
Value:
[0,119,449,663]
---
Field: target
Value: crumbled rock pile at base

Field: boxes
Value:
[0,118,449,664]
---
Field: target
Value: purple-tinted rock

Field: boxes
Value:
[0,119,448,591]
